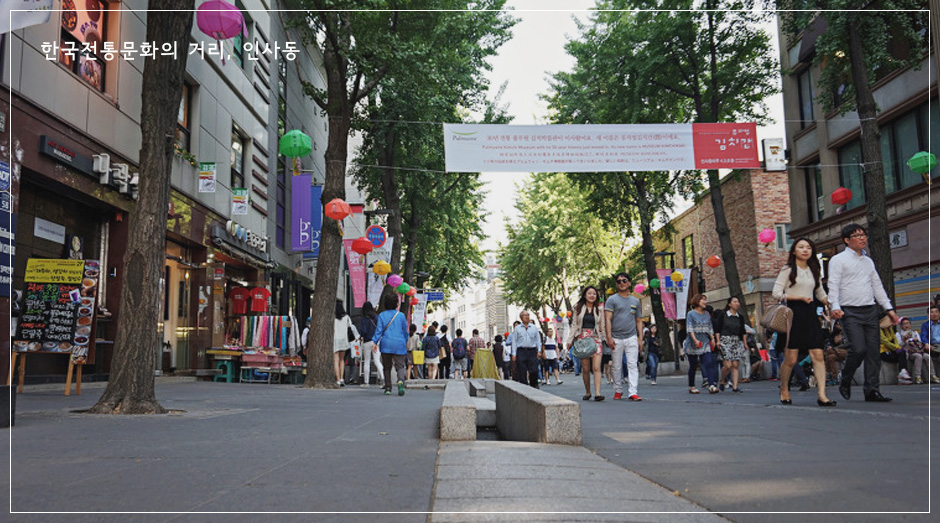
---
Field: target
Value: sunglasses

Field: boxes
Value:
[616,279,629,284]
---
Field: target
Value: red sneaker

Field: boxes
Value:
[613,392,623,400]
[628,394,642,401]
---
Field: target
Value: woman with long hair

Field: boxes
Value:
[645,324,661,385]
[422,324,442,379]
[772,237,836,407]
[333,300,358,387]
[373,293,409,395]
[715,296,747,393]
[565,286,607,401]
[685,294,718,394]
[358,301,383,387]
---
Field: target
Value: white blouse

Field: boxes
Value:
[772,265,828,302]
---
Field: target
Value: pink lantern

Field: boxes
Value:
[196,1,248,64]
[633,284,645,294]
[758,228,776,244]
[387,274,403,288]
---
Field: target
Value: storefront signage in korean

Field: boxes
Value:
[443,123,759,173]
[0,160,10,191]
[33,217,66,244]
[14,258,99,357]
[198,162,217,193]
[39,135,95,177]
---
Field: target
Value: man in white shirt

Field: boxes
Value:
[511,312,543,388]
[829,224,899,402]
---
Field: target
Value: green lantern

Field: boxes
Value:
[279,130,312,158]
[907,151,936,183]
[396,282,411,294]
[649,278,661,289]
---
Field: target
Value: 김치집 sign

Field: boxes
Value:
[14,259,100,357]
[443,123,760,173]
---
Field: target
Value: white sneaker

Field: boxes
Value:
[651,380,657,386]
[899,369,911,380]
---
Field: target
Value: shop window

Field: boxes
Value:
[231,128,246,188]
[682,235,694,268]
[797,69,814,129]
[59,0,109,92]
[176,83,192,150]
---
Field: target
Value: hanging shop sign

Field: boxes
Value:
[198,162,217,193]
[0,160,11,191]
[301,184,323,259]
[211,224,270,267]
[443,123,760,173]
[424,290,445,302]
[39,135,95,177]
[291,174,311,252]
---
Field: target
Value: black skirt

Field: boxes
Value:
[782,300,826,353]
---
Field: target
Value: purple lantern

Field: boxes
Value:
[196,0,248,63]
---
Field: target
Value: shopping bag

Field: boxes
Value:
[413,350,425,365]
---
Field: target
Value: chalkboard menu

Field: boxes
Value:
[14,259,100,356]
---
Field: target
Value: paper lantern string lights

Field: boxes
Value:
[324,198,351,236]
[279,130,313,176]
[196,0,248,65]
[372,260,391,276]
[351,237,373,256]
[706,255,721,268]
[633,284,646,294]
[758,228,776,245]
[386,274,403,288]
[907,151,936,184]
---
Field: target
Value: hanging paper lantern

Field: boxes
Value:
[196,0,247,64]
[634,284,646,294]
[372,260,391,276]
[830,187,853,206]
[410,296,419,306]
[387,274,403,288]
[606,287,615,295]
[351,237,373,255]
[706,255,721,268]
[396,282,410,294]
[758,228,776,244]
[566,311,572,318]
[649,278,660,289]
[406,288,417,297]
[504,332,510,337]
[670,271,683,282]
[324,198,351,221]
[907,151,936,176]
[279,130,312,158]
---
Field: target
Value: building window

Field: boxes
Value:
[230,128,246,188]
[775,224,793,251]
[59,1,109,92]
[682,235,694,268]
[231,1,251,68]
[803,163,824,223]
[837,141,865,210]
[797,69,814,129]
[176,83,192,150]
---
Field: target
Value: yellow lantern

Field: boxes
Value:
[670,271,683,282]
[372,260,391,276]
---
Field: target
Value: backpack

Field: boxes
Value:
[452,338,467,359]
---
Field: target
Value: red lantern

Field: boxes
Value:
[706,255,721,268]
[831,187,853,206]
[406,288,417,297]
[409,296,419,306]
[324,198,351,221]
[351,237,373,255]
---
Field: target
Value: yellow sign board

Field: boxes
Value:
[24,259,85,284]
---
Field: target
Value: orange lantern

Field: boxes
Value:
[706,255,721,268]
[351,237,373,255]
[409,296,419,306]
[831,187,853,206]
[324,198,351,221]
[406,288,417,297]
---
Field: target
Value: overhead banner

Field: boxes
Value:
[443,123,759,172]
[412,294,428,333]
[291,174,311,252]
[366,238,394,306]
[343,239,367,308]
[656,268,693,320]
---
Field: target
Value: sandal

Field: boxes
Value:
[689,388,700,394]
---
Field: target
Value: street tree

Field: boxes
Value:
[289,3,498,386]
[779,1,928,300]
[602,0,779,317]
[90,2,194,414]
[546,7,705,362]
[498,173,624,318]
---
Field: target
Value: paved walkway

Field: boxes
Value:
[2,373,937,521]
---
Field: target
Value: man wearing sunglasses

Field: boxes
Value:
[605,272,645,401]
[829,223,899,402]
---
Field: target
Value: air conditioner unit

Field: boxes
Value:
[92,154,110,174]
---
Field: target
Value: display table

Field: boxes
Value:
[207,349,242,383]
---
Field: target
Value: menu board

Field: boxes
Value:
[14,259,99,357]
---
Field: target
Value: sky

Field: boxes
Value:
[478,0,786,253]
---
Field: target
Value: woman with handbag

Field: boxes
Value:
[772,237,836,407]
[373,293,409,396]
[685,294,718,394]
[333,300,359,388]
[566,286,607,401]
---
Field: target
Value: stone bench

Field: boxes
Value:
[494,380,581,445]
[439,381,477,441]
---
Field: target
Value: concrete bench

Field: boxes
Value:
[439,381,477,441]
[494,380,581,445]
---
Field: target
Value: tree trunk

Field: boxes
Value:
[305,19,353,388]
[706,169,748,314]
[402,193,420,285]
[848,16,895,300]
[379,128,403,275]
[633,175,675,363]
[89,2,194,414]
